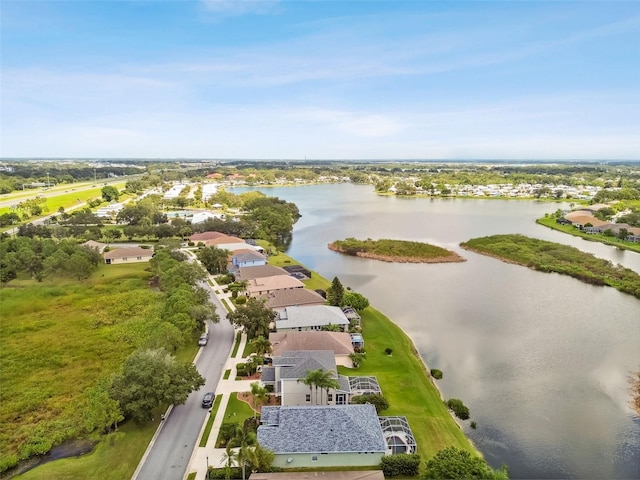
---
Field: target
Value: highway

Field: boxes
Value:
[133,278,235,480]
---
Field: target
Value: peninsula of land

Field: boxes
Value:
[460,234,640,299]
[328,238,465,264]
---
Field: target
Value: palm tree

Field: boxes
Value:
[250,336,272,357]
[220,443,238,480]
[298,369,325,405]
[317,370,340,405]
[231,424,257,480]
[250,382,269,419]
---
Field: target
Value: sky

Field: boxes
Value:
[1,0,639,160]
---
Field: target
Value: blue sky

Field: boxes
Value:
[2,0,639,160]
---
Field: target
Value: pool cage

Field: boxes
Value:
[379,416,417,454]
[348,376,382,396]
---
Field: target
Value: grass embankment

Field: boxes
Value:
[461,234,640,299]
[328,238,465,263]
[537,216,640,254]
[199,395,223,447]
[338,308,475,459]
[0,263,196,479]
[267,251,476,459]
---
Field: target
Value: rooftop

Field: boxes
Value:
[270,331,354,357]
[261,289,326,310]
[276,305,349,330]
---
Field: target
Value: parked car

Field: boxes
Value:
[198,335,208,346]
[202,391,215,408]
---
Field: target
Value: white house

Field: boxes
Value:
[275,305,350,332]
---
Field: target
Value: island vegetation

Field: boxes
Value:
[460,234,640,299]
[328,237,465,263]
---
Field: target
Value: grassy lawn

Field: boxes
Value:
[0,182,127,217]
[0,262,200,477]
[231,332,242,357]
[267,251,331,291]
[338,307,475,460]
[537,216,640,253]
[214,394,255,447]
[14,416,160,480]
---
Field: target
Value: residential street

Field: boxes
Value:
[132,278,236,480]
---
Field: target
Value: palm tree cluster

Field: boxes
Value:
[297,368,341,405]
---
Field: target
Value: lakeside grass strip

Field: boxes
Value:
[329,237,465,263]
[198,394,223,448]
[461,234,640,299]
[537,216,640,254]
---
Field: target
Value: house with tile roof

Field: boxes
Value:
[260,289,326,311]
[275,305,350,332]
[234,265,289,281]
[103,246,153,265]
[269,331,354,366]
[261,350,381,407]
[257,404,387,468]
[246,275,305,298]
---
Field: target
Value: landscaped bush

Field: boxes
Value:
[234,295,247,305]
[430,368,443,379]
[235,363,248,377]
[446,398,470,420]
[351,393,389,413]
[385,348,393,356]
[217,422,239,447]
[207,466,242,479]
[380,453,421,476]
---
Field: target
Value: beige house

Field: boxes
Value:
[103,247,153,265]
[246,275,305,298]
[269,331,355,367]
[235,265,289,281]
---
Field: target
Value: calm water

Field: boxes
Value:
[235,184,640,479]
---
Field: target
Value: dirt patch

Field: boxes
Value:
[630,371,640,416]
[237,392,279,414]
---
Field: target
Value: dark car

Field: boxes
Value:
[202,391,215,408]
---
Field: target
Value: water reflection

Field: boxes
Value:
[233,184,640,479]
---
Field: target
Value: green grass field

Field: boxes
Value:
[215,393,255,447]
[0,263,184,477]
[338,308,475,460]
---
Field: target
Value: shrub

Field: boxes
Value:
[218,422,239,447]
[0,454,18,473]
[446,398,470,420]
[351,393,389,413]
[380,453,421,476]
[385,348,393,356]
[470,421,477,429]
[236,363,248,377]
[430,368,443,379]
[207,466,242,479]
[264,384,274,393]
[234,295,247,305]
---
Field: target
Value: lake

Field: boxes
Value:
[234,183,640,479]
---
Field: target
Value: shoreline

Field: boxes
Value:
[328,242,466,264]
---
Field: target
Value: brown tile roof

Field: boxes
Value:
[269,331,354,357]
[190,231,226,241]
[236,265,289,281]
[246,275,305,295]
[260,288,326,310]
[564,214,609,227]
[103,247,153,260]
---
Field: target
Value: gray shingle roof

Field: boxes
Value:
[261,366,276,383]
[257,404,387,454]
[233,251,266,263]
[273,350,336,379]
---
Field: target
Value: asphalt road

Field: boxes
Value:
[133,281,235,480]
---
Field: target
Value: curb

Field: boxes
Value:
[130,404,174,480]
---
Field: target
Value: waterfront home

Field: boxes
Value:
[257,404,387,468]
[269,331,355,365]
[260,350,381,406]
[260,288,326,311]
[234,264,289,282]
[246,275,305,298]
[275,305,350,332]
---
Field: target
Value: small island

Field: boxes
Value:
[328,237,465,263]
[460,234,640,299]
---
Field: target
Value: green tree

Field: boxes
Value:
[101,185,120,202]
[227,298,275,339]
[342,291,370,311]
[110,349,205,422]
[250,336,272,356]
[221,443,238,480]
[351,393,389,413]
[197,246,230,274]
[230,424,257,480]
[349,352,365,368]
[326,276,344,306]
[249,382,269,419]
[78,378,124,435]
[423,446,509,479]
